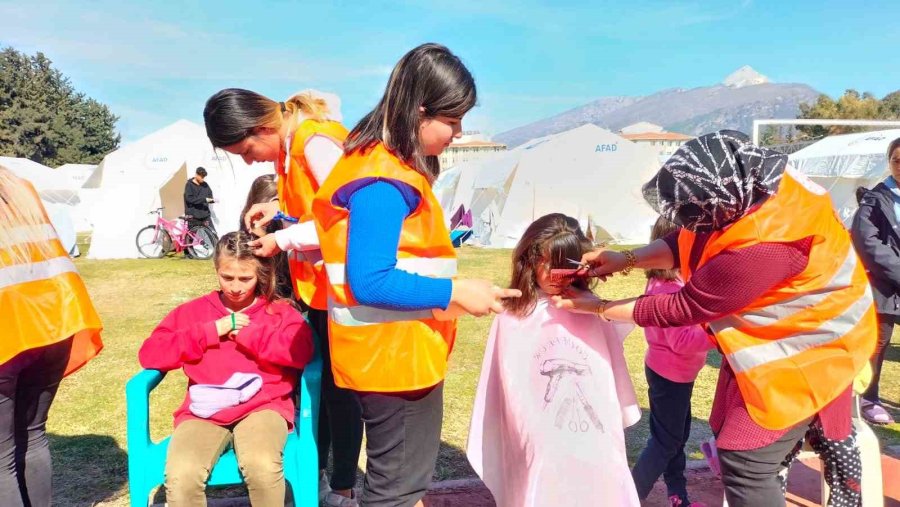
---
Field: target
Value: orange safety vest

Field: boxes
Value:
[1,180,103,375]
[312,143,458,392]
[277,119,348,310]
[678,168,876,430]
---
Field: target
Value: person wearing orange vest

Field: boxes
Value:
[0,165,103,506]
[553,131,875,507]
[312,44,520,507]
[203,89,361,506]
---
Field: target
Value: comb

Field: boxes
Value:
[550,268,587,282]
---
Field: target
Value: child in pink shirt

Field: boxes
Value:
[631,217,714,507]
[139,231,313,506]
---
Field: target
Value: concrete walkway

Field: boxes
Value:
[423,446,900,506]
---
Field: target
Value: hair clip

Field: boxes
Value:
[272,211,298,223]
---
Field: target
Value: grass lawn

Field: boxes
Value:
[51,246,900,506]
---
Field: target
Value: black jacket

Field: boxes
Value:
[184,179,213,220]
[851,182,900,314]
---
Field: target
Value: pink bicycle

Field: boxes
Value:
[135,207,217,260]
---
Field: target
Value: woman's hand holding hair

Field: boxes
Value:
[550,287,603,315]
[433,279,521,320]
[243,201,280,231]
[247,233,281,257]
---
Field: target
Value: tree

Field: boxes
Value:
[796,89,900,139]
[0,47,120,165]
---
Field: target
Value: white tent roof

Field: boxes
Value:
[0,156,81,204]
[790,129,900,224]
[0,157,80,254]
[87,119,273,259]
[56,163,98,188]
[438,124,659,247]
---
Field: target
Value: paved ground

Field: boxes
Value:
[161,446,900,506]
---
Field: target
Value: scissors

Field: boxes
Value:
[272,211,299,223]
[566,257,591,271]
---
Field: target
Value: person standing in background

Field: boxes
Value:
[184,166,216,233]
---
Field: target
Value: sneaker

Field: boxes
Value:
[323,491,359,507]
[318,470,331,502]
[860,399,895,425]
[668,495,706,507]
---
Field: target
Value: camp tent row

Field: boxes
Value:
[788,128,900,225]
[84,120,273,259]
[434,124,661,246]
[436,125,900,247]
[5,121,898,258]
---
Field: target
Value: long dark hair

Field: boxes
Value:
[646,216,680,282]
[344,43,477,183]
[505,213,594,317]
[203,88,330,148]
[239,174,279,234]
[214,231,280,305]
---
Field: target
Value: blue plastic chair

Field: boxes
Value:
[125,346,322,506]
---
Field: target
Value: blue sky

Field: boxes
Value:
[2,0,898,143]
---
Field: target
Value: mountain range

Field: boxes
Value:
[494,66,822,147]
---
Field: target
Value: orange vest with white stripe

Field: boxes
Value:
[678,168,877,430]
[277,119,348,309]
[1,181,103,375]
[312,143,458,392]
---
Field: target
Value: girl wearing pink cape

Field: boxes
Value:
[467,213,641,507]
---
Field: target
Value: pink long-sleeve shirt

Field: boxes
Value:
[642,278,715,383]
[139,292,313,429]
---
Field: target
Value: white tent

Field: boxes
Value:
[0,156,81,254]
[56,163,98,188]
[436,124,660,247]
[789,129,900,225]
[86,119,273,259]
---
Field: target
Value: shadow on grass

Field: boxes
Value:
[50,433,128,506]
[435,440,477,481]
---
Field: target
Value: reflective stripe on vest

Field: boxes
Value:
[324,257,458,286]
[713,285,872,374]
[328,298,435,326]
[325,256,457,326]
[0,255,77,290]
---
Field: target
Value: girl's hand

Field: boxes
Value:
[550,287,603,315]
[448,279,522,317]
[243,201,280,231]
[247,233,281,257]
[215,313,250,338]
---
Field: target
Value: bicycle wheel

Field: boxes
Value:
[187,226,217,260]
[135,226,171,258]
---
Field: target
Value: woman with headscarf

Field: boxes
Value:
[554,131,876,507]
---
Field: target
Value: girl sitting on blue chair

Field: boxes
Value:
[139,231,314,506]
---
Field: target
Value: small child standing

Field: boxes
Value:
[630,217,714,507]
[467,213,641,507]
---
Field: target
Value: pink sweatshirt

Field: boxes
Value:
[642,278,714,383]
[139,291,313,429]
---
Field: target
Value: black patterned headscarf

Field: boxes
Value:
[642,130,788,233]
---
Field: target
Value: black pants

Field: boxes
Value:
[310,309,363,491]
[718,421,862,507]
[186,216,216,234]
[862,312,896,402]
[355,383,443,507]
[0,338,72,507]
[631,365,695,502]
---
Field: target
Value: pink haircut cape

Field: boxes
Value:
[467,298,641,507]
